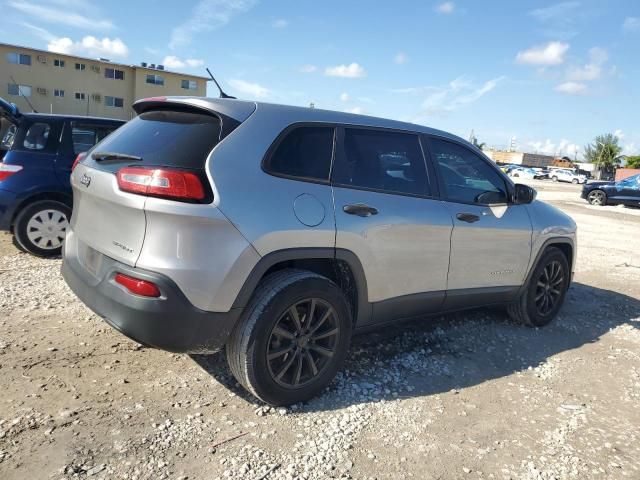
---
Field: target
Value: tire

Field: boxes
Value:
[226,269,352,406]
[587,189,607,206]
[571,179,578,184]
[551,176,558,182]
[507,247,570,327]
[13,200,71,257]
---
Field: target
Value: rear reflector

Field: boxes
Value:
[115,273,161,298]
[0,163,23,181]
[71,153,86,172]
[116,167,206,201]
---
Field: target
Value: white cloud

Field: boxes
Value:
[340,92,350,102]
[162,56,205,69]
[394,52,409,64]
[613,129,625,140]
[298,64,318,73]
[325,63,366,78]
[272,18,288,28]
[401,76,505,119]
[228,78,271,99]
[516,41,569,66]
[8,0,113,30]
[555,81,587,95]
[48,36,129,58]
[528,2,582,39]
[622,142,637,156]
[623,16,640,32]
[527,138,580,157]
[345,106,364,114]
[566,47,608,82]
[21,22,56,41]
[435,2,455,14]
[170,0,257,49]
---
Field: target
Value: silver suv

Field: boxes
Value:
[62,97,576,405]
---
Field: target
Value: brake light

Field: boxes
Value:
[71,153,86,172]
[116,167,206,201]
[115,273,161,298]
[0,163,23,181]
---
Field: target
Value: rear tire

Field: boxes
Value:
[13,200,71,257]
[571,178,578,184]
[227,269,352,406]
[508,247,570,327]
[551,176,558,182]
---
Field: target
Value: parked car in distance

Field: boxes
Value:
[0,98,124,256]
[581,173,640,207]
[509,167,545,180]
[550,169,587,184]
[62,96,577,406]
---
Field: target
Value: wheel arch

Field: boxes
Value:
[519,237,574,296]
[231,248,371,326]
[11,191,73,229]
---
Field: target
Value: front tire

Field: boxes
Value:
[551,176,558,182]
[227,269,352,406]
[13,200,71,257]
[587,189,607,206]
[571,178,578,184]
[508,247,570,327]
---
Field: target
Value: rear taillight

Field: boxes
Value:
[114,273,161,298]
[116,167,206,201]
[71,153,87,172]
[0,163,23,181]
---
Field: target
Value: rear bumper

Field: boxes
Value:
[62,238,242,354]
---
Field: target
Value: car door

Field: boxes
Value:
[610,175,640,206]
[425,136,533,308]
[332,127,453,325]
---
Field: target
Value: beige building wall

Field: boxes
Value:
[1,43,208,121]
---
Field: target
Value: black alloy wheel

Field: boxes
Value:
[534,260,564,316]
[266,298,339,388]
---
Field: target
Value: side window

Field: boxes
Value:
[23,123,51,151]
[430,137,507,205]
[264,126,334,182]
[71,124,98,154]
[333,128,429,196]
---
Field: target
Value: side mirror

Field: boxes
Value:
[513,183,537,204]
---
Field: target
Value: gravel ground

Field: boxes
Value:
[1,180,639,480]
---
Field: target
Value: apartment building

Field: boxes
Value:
[1,42,208,120]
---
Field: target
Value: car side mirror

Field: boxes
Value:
[513,184,537,204]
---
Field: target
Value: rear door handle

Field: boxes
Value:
[456,213,480,223]
[343,203,379,217]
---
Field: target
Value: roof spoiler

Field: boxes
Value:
[0,97,22,125]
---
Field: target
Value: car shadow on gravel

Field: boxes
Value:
[191,282,639,411]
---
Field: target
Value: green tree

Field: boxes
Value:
[472,138,486,150]
[625,155,640,169]
[583,133,623,171]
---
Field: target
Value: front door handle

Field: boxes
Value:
[343,203,379,217]
[456,212,480,223]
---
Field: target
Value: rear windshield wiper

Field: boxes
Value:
[92,151,142,162]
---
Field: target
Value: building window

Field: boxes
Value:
[54,89,65,97]
[75,92,86,100]
[105,68,125,80]
[8,83,32,97]
[105,96,124,108]
[75,63,86,71]
[54,59,65,67]
[181,79,198,90]
[146,74,165,86]
[7,53,31,65]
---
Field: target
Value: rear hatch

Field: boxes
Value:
[71,105,231,266]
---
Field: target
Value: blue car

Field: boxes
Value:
[0,98,124,256]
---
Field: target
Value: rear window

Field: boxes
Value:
[86,109,221,172]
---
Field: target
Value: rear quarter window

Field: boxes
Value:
[263,126,334,182]
[85,109,221,173]
[23,123,51,150]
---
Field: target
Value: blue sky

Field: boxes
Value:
[2,0,639,158]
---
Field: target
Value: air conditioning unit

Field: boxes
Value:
[90,65,101,73]
[37,87,47,96]
[91,93,102,102]
[37,55,47,64]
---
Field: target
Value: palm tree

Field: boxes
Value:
[583,133,623,179]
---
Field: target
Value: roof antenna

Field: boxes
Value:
[206,68,236,99]
[10,75,37,113]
